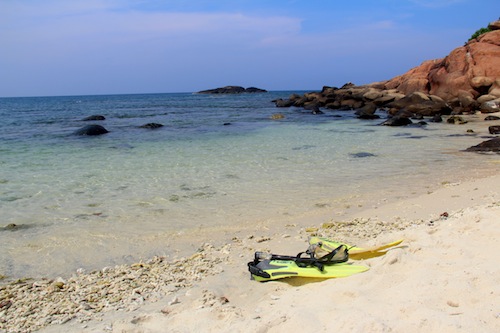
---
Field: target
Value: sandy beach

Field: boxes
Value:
[0,168,498,333]
[3,3,500,332]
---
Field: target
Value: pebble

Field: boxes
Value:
[168,296,180,305]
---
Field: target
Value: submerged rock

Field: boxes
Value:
[0,223,35,231]
[349,152,376,158]
[139,123,164,129]
[73,125,109,136]
[270,113,285,120]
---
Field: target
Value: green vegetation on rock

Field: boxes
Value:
[469,27,491,41]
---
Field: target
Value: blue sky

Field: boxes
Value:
[1,0,499,97]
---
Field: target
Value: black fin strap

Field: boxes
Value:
[294,252,325,271]
[318,245,348,264]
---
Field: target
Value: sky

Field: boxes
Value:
[1,0,499,97]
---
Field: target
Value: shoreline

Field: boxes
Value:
[1,172,498,332]
[1,99,498,280]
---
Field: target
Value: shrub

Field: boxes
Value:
[469,27,491,41]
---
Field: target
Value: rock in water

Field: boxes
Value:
[74,125,109,136]
[82,115,106,121]
[381,117,413,126]
[139,123,164,129]
[465,137,500,153]
[489,125,500,134]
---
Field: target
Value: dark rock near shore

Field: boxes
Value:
[357,113,381,120]
[447,115,468,125]
[465,137,500,153]
[430,114,443,123]
[304,104,324,114]
[74,125,109,136]
[381,117,413,126]
[489,125,500,134]
[485,115,500,121]
[386,92,451,116]
[82,115,106,121]
[274,98,295,107]
[198,86,267,94]
[139,123,163,129]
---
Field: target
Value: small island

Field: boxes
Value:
[197,85,267,94]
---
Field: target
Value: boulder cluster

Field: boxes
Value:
[273,21,500,152]
[274,21,500,121]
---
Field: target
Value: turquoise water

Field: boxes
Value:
[0,92,497,278]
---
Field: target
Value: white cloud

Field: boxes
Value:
[1,1,302,43]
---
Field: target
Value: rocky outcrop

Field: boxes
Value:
[198,86,267,94]
[274,20,500,120]
[380,22,500,112]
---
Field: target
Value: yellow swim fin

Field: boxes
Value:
[248,259,369,282]
[248,246,368,282]
[309,237,403,260]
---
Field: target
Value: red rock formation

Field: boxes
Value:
[276,21,500,117]
[381,21,500,106]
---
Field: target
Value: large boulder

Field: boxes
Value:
[386,92,451,116]
[73,125,109,136]
[480,98,500,113]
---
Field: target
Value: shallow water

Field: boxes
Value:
[0,92,498,278]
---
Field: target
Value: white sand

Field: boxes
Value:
[22,173,497,333]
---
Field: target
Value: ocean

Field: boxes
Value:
[0,92,498,279]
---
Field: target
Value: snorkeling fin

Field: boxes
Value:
[309,237,403,260]
[248,259,369,282]
[248,244,368,282]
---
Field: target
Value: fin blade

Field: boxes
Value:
[250,259,368,282]
[309,237,403,260]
